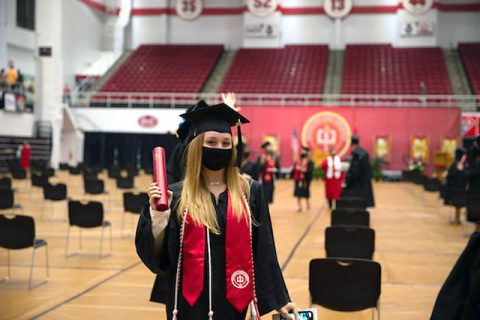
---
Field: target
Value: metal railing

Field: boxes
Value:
[71,91,480,110]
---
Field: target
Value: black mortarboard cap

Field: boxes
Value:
[180,102,249,167]
[176,100,209,143]
[302,146,310,152]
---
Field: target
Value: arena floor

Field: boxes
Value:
[0,171,471,320]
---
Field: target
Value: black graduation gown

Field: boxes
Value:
[345,146,375,207]
[444,162,468,207]
[135,180,291,320]
[294,160,314,198]
[431,232,480,319]
[241,160,259,181]
[257,156,280,204]
[466,156,480,196]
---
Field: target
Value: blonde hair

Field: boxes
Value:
[178,133,251,234]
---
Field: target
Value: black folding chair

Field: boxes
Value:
[10,167,27,180]
[336,197,367,210]
[325,226,375,260]
[66,200,112,259]
[108,165,121,179]
[0,189,22,214]
[309,258,381,319]
[31,172,48,188]
[68,165,82,175]
[0,214,49,289]
[121,192,148,237]
[0,177,12,189]
[41,183,68,220]
[82,170,98,182]
[84,178,106,195]
[331,209,370,227]
[116,176,134,190]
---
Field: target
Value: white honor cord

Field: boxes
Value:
[172,208,187,320]
[207,229,214,320]
[243,194,259,320]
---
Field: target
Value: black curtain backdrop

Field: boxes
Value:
[83,132,179,170]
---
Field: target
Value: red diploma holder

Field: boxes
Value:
[152,147,169,211]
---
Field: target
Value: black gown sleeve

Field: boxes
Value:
[250,181,291,315]
[306,160,314,182]
[346,156,361,187]
[431,232,480,319]
[135,183,182,274]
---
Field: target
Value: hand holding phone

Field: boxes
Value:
[272,310,315,320]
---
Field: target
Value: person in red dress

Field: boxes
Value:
[19,141,31,170]
[321,148,343,209]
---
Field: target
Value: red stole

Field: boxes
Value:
[181,192,254,313]
[263,157,275,184]
[293,159,307,182]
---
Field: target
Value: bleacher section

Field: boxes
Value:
[99,45,223,93]
[342,45,452,95]
[459,43,480,95]
[219,45,328,94]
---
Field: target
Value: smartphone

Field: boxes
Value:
[272,310,315,320]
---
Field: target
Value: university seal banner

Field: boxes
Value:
[301,111,352,165]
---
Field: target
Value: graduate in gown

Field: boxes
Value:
[293,147,314,212]
[431,231,480,319]
[444,148,468,225]
[345,136,375,207]
[321,148,343,209]
[466,136,480,232]
[240,147,258,180]
[257,142,280,204]
[136,103,298,320]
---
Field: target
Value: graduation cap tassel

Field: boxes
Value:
[236,120,243,168]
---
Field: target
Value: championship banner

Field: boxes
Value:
[402,0,433,15]
[411,136,429,162]
[324,0,353,19]
[375,136,391,163]
[175,0,203,20]
[247,0,280,17]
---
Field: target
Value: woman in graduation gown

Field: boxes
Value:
[257,142,280,204]
[136,103,298,320]
[444,148,468,225]
[293,147,314,212]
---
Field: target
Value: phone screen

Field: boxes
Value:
[279,311,314,320]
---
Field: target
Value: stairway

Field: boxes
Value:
[443,49,472,95]
[323,50,344,95]
[87,51,134,93]
[201,49,238,96]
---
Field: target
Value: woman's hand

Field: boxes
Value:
[277,302,299,320]
[148,182,173,211]
[221,92,240,111]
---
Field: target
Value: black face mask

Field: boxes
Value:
[202,147,232,171]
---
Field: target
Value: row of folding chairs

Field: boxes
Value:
[0,191,148,289]
[308,189,381,319]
